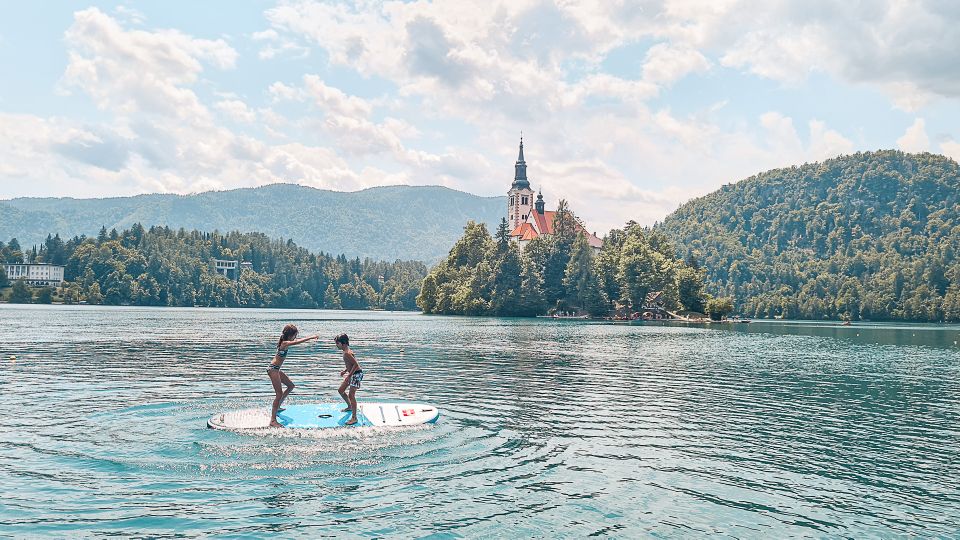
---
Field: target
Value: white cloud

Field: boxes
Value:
[940,139,960,163]
[252,29,278,41]
[808,119,854,160]
[215,99,256,123]
[897,118,930,153]
[62,7,237,119]
[113,5,145,25]
[760,111,803,156]
[268,81,300,102]
[704,2,960,107]
[252,0,894,234]
[252,24,310,59]
[8,8,421,198]
[302,75,373,117]
[643,42,710,86]
[6,0,957,238]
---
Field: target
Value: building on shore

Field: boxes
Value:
[214,259,253,280]
[506,139,603,253]
[213,259,239,280]
[2,263,65,287]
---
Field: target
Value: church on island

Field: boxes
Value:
[506,139,603,252]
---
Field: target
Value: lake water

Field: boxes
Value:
[1,305,959,537]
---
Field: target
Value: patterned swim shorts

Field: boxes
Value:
[349,370,364,389]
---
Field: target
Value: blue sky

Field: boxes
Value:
[1,1,959,232]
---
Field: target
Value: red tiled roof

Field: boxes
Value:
[532,210,555,235]
[510,210,604,248]
[509,222,539,241]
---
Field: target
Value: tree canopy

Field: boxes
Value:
[418,208,707,317]
[658,150,960,322]
[3,225,426,310]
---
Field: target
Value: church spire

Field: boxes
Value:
[512,136,530,190]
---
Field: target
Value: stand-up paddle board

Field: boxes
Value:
[207,402,440,431]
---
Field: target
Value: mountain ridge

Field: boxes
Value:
[1,183,506,263]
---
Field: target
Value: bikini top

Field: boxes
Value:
[277,346,288,359]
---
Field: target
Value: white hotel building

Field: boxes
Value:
[3,263,65,287]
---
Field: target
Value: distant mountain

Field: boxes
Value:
[0,184,506,262]
[657,150,960,322]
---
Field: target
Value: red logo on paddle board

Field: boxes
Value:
[402,408,415,416]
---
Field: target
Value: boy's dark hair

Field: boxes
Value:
[334,333,349,346]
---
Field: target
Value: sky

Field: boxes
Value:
[1,1,959,233]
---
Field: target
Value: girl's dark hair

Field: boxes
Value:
[278,324,298,349]
[334,333,349,346]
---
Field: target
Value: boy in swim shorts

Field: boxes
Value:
[335,333,363,425]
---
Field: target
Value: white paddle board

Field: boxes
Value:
[207,402,440,431]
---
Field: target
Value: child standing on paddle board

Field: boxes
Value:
[335,333,363,425]
[268,324,319,428]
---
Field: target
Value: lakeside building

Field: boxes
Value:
[214,259,253,280]
[507,139,603,253]
[213,259,239,280]
[3,263,65,287]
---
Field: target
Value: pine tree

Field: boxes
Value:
[458,261,492,315]
[541,200,580,308]
[494,217,511,256]
[552,199,578,247]
[563,234,595,312]
[517,256,547,316]
[0,267,8,288]
[324,283,342,309]
[491,245,523,315]
[417,275,438,313]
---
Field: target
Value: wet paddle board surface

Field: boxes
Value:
[208,402,440,431]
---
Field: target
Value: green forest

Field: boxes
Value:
[0,225,426,310]
[416,202,715,318]
[0,183,504,263]
[658,150,960,322]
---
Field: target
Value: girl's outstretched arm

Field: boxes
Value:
[280,335,319,349]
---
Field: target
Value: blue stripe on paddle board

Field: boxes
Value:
[276,403,372,428]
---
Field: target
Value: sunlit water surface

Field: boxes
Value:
[1,306,959,537]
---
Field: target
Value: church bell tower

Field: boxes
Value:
[507,137,534,229]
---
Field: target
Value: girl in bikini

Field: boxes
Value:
[268,324,319,428]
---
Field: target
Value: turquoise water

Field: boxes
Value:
[1,306,959,537]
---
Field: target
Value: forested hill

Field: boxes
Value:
[0,184,505,263]
[657,150,960,322]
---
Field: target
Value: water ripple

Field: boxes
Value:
[1,305,959,537]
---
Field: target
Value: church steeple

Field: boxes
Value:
[512,137,530,190]
[507,136,534,230]
[535,190,545,214]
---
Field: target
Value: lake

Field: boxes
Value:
[1,305,958,537]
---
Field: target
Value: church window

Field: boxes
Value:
[522,196,528,205]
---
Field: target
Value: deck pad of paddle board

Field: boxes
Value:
[208,402,440,430]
